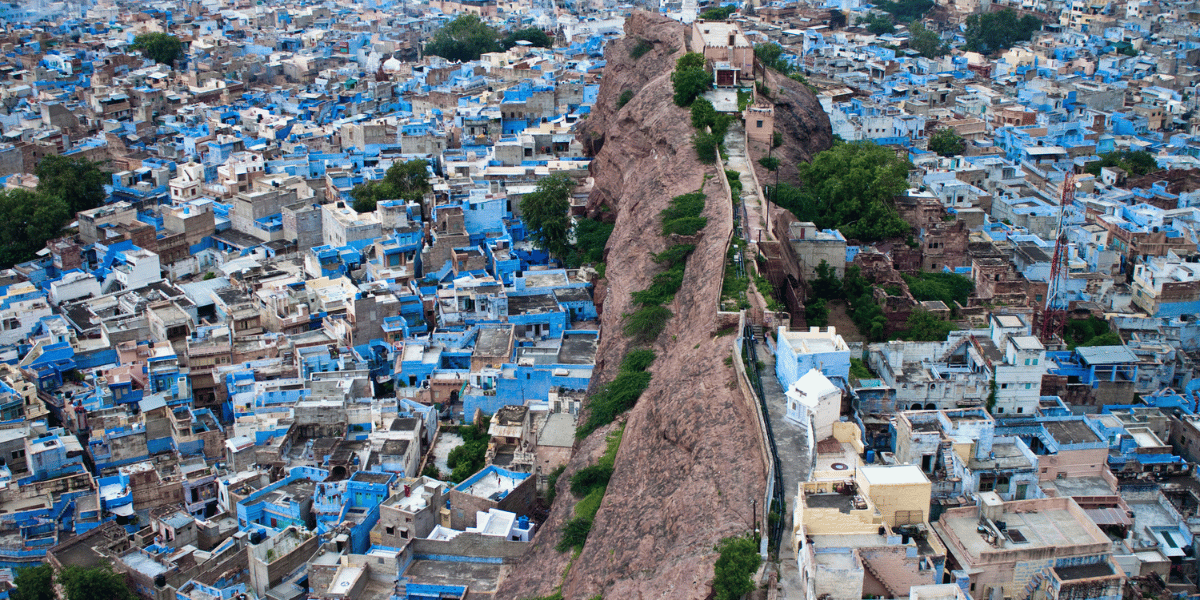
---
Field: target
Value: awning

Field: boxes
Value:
[110,503,135,517]
[1084,507,1131,527]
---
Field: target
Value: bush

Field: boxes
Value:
[902,272,974,310]
[672,53,711,107]
[623,305,673,342]
[630,38,653,59]
[577,368,654,439]
[805,298,829,327]
[574,487,605,521]
[631,264,686,307]
[661,192,708,236]
[694,131,720,164]
[713,534,761,600]
[621,349,657,372]
[546,464,567,504]
[928,127,965,157]
[570,464,614,497]
[617,89,634,109]
[557,516,593,552]
[897,309,955,342]
[565,217,614,268]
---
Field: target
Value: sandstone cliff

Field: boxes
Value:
[498,13,827,599]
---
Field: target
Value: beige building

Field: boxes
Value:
[933,495,1123,600]
[689,21,754,86]
[794,450,947,600]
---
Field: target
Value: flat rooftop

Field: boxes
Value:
[940,499,1106,562]
[1054,562,1115,581]
[1043,420,1101,446]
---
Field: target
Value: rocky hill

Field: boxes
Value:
[497,12,829,599]
[748,68,835,188]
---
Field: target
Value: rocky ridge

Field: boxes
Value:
[498,12,829,598]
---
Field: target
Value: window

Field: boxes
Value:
[1016,407,1024,413]
[400,529,409,539]
[756,120,764,128]
[1001,383,1008,389]
[385,526,394,535]
[1025,383,1033,389]
[1032,358,1038,365]
[997,407,1004,414]
[1024,359,1030,365]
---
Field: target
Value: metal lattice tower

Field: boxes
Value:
[1039,173,1076,342]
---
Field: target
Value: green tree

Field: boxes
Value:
[1083,331,1123,347]
[500,27,552,49]
[875,0,934,21]
[36,155,108,215]
[775,140,912,242]
[805,298,829,327]
[829,9,847,28]
[861,14,896,35]
[811,260,843,299]
[58,564,134,600]
[350,159,431,213]
[899,309,955,341]
[1084,150,1159,177]
[521,173,575,258]
[712,534,761,600]
[699,4,737,20]
[0,188,70,268]
[928,127,965,157]
[908,22,949,58]
[672,53,711,107]
[11,565,54,600]
[131,32,183,66]
[964,9,1043,54]
[425,14,501,62]
[754,43,794,74]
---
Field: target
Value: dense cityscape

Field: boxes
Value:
[0,0,1190,599]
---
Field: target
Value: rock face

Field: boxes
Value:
[498,13,830,599]
[748,68,835,189]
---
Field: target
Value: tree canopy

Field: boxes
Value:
[0,188,69,268]
[964,9,1043,54]
[672,53,711,107]
[908,22,949,58]
[928,127,965,157]
[58,564,134,600]
[828,9,847,28]
[898,309,956,341]
[520,173,575,258]
[699,4,737,20]
[11,565,54,600]
[713,534,762,600]
[903,271,974,309]
[350,159,431,213]
[754,43,793,74]
[875,0,934,21]
[774,140,912,242]
[424,14,501,62]
[1084,150,1159,177]
[131,32,183,66]
[500,27,552,49]
[36,155,108,215]
[861,14,895,36]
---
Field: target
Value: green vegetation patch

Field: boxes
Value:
[558,426,626,552]
[712,534,762,600]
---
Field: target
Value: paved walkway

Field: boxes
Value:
[724,122,772,246]
[756,339,810,598]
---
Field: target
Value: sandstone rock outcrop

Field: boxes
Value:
[749,68,835,189]
[498,13,830,599]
